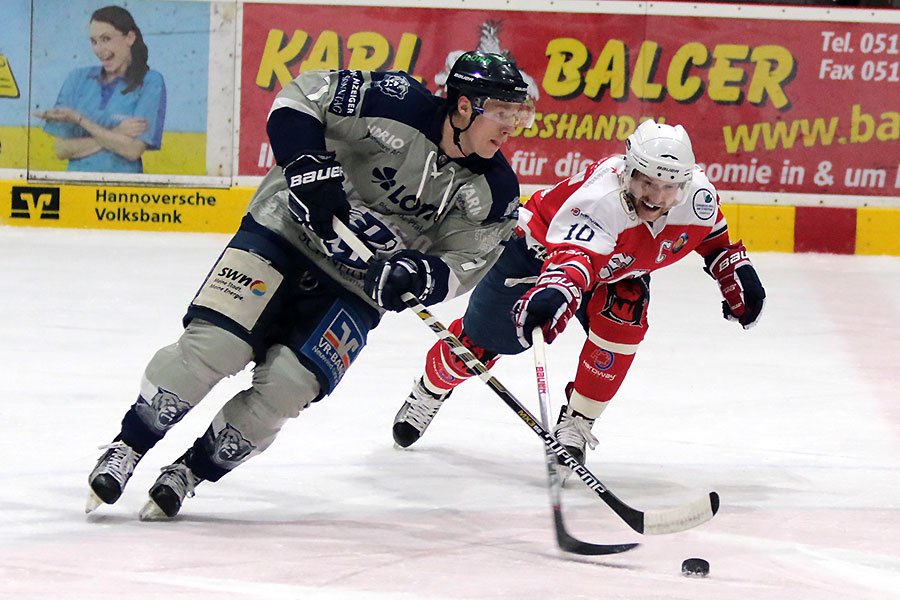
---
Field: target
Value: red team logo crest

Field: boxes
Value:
[600,278,649,327]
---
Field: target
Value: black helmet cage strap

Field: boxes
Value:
[450,94,479,157]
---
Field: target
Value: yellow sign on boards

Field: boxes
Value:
[0,181,253,233]
[0,53,19,98]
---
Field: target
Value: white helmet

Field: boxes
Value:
[623,120,695,203]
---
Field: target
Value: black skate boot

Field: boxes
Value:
[139,454,203,520]
[86,439,145,513]
[392,377,452,448]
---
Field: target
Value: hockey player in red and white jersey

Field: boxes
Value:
[392,119,766,475]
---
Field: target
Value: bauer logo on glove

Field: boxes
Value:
[288,164,343,187]
[283,151,351,241]
[713,246,748,271]
[704,240,766,329]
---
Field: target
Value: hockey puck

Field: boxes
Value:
[681,557,709,577]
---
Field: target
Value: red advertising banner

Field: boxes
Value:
[240,4,900,197]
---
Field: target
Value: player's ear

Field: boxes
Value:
[456,95,472,118]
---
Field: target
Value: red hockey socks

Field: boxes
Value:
[421,318,499,394]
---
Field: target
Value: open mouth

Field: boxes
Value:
[641,200,662,211]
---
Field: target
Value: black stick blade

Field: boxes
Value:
[553,511,639,556]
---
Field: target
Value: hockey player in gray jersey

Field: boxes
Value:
[86,51,535,519]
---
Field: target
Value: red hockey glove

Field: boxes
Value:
[512,269,582,347]
[704,241,766,329]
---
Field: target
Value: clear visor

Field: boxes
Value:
[625,170,690,207]
[475,98,536,129]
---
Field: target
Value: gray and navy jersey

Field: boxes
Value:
[246,69,521,309]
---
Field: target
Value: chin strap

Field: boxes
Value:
[452,112,477,157]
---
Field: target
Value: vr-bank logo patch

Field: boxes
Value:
[376,73,409,99]
[692,189,716,220]
[303,306,365,389]
[11,186,60,220]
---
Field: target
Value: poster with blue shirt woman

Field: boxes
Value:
[36,6,166,173]
[30,0,211,177]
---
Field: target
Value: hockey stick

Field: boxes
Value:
[334,219,719,535]
[532,327,638,554]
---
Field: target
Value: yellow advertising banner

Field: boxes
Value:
[0,181,253,233]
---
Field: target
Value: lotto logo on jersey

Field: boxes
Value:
[368,166,443,220]
[289,165,343,187]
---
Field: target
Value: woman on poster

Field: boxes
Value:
[37,5,166,173]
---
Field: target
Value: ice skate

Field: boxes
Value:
[392,377,452,448]
[553,405,598,484]
[139,457,202,520]
[86,440,144,513]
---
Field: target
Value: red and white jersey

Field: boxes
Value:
[517,155,730,290]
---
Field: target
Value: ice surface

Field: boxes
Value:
[1,226,899,599]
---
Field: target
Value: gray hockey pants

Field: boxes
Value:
[120,319,320,480]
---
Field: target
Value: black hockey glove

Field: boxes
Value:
[704,241,766,329]
[283,151,350,241]
[364,250,451,312]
